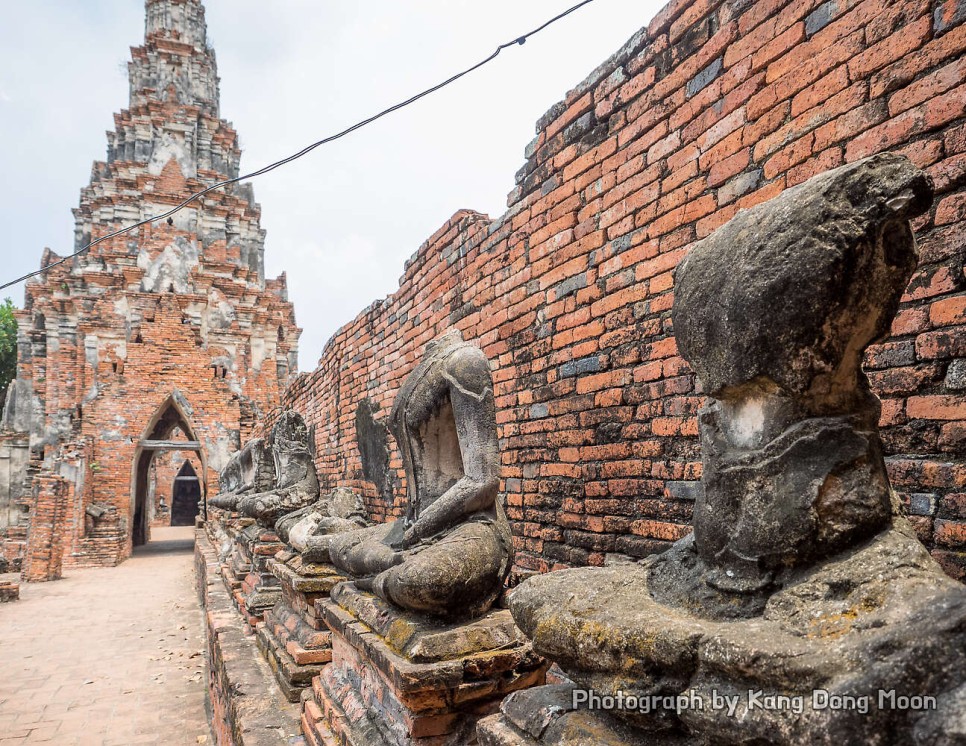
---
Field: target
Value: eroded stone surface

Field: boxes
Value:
[508,519,966,742]
[301,582,548,746]
[276,486,369,564]
[329,330,513,620]
[496,156,966,745]
[209,436,274,510]
[232,411,320,526]
[667,154,934,604]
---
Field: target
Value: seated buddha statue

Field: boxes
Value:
[234,411,321,528]
[209,436,274,510]
[328,329,512,620]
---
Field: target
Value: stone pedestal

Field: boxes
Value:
[238,528,285,626]
[255,550,347,702]
[301,583,548,746]
[218,517,254,591]
[0,578,19,602]
[217,521,284,627]
[478,685,654,746]
[486,519,966,745]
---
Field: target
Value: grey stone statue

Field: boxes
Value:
[211,452,242,507]
[274,486,368,563]
[231,411,320,527]
[490,155,966,745]
[328,329,513,620]
[209,436,274,510]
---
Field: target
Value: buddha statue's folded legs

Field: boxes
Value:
[274,487,370,564]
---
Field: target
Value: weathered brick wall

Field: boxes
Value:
[278,0,966,579]
[21,475,70,582]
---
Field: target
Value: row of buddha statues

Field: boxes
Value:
[210,328,512,622]
[205,155,964,745]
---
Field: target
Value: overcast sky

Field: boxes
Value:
[0,0,663,369]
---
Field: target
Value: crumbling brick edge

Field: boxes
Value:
[0,580,19,602]
[195,527,303,746]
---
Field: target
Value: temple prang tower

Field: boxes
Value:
[0,0,300,575]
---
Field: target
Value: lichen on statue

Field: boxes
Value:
[234,411,320,527]
[328,329,512,620]
[274,486,368,564]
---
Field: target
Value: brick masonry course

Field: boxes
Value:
[0,0,300,572]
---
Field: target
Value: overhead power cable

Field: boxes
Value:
[1,0,597,291]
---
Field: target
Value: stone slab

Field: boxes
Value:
[195,526,304,745]
[302,582,548,746]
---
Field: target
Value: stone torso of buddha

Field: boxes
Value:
[209,437,273,511]
[235,411,321,528]
[328,330,512,620]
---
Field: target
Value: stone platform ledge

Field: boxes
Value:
[477,685,661,746]
[302,583,549,745]
[255,557,345,703]
[270,556,346,595]
[504,519,966,744]
[255,621,327,704]
[195,526,304,746]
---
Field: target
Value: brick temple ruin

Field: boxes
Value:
[0,0,300,579]
[5,0,966,742]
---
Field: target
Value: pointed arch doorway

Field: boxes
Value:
[132,393,207,546]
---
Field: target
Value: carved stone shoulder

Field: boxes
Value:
[442,344,492,402]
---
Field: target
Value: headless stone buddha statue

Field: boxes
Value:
[274,486,369,564]
[210,453,242,508]
[232,411,321,528]
[209,436,275,510]
[328,329,513,620]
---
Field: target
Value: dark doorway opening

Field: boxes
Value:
[133,450,153,547]
[132,394,206,547]
[171,461,201,526]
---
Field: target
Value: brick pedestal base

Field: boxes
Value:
[215,517,254,592]
[301,583,548,746]
[212,520,286,627]
[0,580,19,602]
[255,552,346,702]
[238,528,285,626]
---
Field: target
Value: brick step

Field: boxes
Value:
[255,622,327,703]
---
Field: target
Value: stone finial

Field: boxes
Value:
[145,0,208,48]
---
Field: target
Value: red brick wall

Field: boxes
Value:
[22,476,70,582]
[6,0,301,571]
[278,0,966,579]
